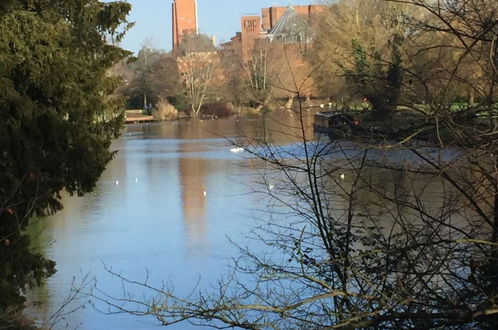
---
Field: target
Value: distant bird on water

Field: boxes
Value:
[230,147,245,153]
[340,173,345,180]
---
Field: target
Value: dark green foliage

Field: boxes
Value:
[348,38,403,118]
[0,0,131,326]
[352,39,369,81]
[385,36,403,107]
[0,0,14,16]
[169,95,191,113]
[118,49,181,110]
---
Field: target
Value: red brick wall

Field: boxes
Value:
[294,5,310,16]
[270,7,287,29]
[261,8,271,31]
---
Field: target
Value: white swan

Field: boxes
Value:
[230,147,245,153]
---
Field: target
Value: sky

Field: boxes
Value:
[117,0,324,53]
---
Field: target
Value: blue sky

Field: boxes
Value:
[117,0,323,53]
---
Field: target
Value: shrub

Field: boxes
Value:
[153,100,178,120]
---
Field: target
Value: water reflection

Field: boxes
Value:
[124,111,318,144]
[24,112,323,329]
[179,146,208,257]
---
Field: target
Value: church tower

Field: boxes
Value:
[172,0,198,50]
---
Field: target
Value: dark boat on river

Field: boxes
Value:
[313,111,364,137]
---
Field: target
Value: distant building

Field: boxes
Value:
[241,15,263,61]
[170,2,327,101]
[262,5,326,31]
[172,0,198,51]
[222,4,327,61]
[222,32,243,59]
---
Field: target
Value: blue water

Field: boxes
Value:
[26,115,316,329]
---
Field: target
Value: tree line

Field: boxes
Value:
[116,22,321,118]
[119,0,496,122]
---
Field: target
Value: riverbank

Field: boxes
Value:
[313,106,495,144]
[124,106,259,124]
[124,98,333,125]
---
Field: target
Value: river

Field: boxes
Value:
[26,112,316,329]
[26,110,471,329]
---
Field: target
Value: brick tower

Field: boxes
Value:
[172,0,198,50]
[241,15,261,61]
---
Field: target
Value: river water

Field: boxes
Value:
[26,112,316,329]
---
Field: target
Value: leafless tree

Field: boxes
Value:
[176,34,222,117]
[89,1,498,328]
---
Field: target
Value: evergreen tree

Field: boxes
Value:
[348,37,403,117]
[0,0,132,326]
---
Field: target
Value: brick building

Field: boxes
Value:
[261,5,326,31]
[240,15,263,61]
[171,2,327,102]
[172,0,198,51]
[223,4,327,61]
[220,4,328,101]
